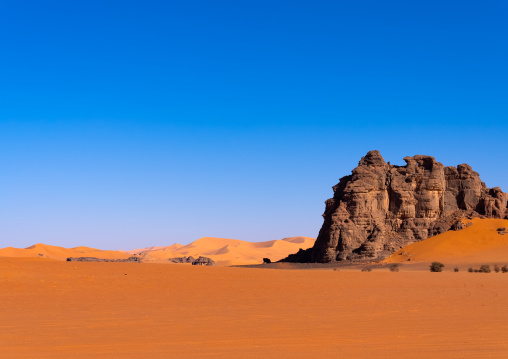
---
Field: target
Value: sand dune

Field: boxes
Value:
[125,243,183,254]
[2,257,508,358]
[0,236,315,266]
[6,217,506,267]
[127,236,316,265]
[0,243,131,261]
[386,218,508,266]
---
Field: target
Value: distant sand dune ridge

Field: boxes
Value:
[127,236,316,265]
[0,236,316,266]
[0,243,131,261]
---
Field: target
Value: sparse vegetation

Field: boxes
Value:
[429,262,444,272]
[389,264,399,272]
[479,265,491,273]
[467,265,500,273]
[502,265,508,273]
[454,267,459,272]
[262,258,271,264]
[361,267,372,272]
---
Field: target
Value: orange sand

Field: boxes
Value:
[0,243,131,261]
[127,236,316,265]
[386,218,508,266]
[2,257,508,358]
[0,237,316,266]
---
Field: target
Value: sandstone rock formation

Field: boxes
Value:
[282,151,508,263]
[192,256,216,266]
[168,256,195,263]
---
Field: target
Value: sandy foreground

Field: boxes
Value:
[2,258,508,358]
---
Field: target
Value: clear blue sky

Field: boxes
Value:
[1,1,507,249]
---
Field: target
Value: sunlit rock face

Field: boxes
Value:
[282,151,508,263]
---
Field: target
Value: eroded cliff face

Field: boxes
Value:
[283,151,508,263]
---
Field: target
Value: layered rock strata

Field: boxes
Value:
[282,151,508,263]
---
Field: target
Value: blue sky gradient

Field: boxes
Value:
[1,1,507,249]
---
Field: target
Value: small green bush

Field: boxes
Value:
[429,262,444,272]
[389,264,399,272]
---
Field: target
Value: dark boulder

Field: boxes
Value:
[191,256,216,266]
[168,256,195,263]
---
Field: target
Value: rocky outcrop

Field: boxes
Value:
[169,256,195,263]
[191,256,216,266]
[66,256,141,262]
[282,151,508,263]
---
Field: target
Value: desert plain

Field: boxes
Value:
[2,219,508,358]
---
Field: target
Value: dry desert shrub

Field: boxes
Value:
[468,265,494,273]
[361,267,372,272]
[494,265,500,273]
[501,265,508,273]
[454,267,459,272]
[479,265,491,273]
[429,262,444,272]
[389,264,399,272]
